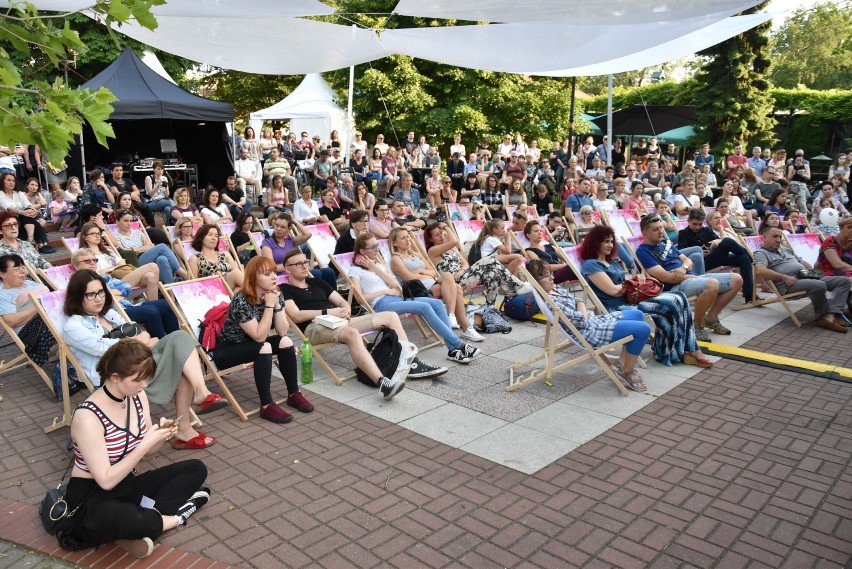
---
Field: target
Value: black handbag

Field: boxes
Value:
[401,280,432,299]
[40,404,129,537]
[103,322,142,339]
[796,269,820,280]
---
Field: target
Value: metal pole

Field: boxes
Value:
[606,74,613,167]
[568,77,576,153]
[347,60,355,163]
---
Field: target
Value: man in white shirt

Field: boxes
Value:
[235,148,261,199]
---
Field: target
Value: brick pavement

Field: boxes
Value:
[1,305,851,568]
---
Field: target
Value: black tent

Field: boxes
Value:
[69,47,234,189]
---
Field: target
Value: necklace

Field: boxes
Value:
[102,383,127,408]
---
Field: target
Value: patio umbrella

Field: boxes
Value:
[591,105,697,136]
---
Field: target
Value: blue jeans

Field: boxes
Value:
[139,243,181,284]
[679,246,706,275]
[146,198,174,222]
[228,200,253,220]
[309,267,337,290]
[374,295,462,349]
[611,309,651,355]
[124,299,179,338]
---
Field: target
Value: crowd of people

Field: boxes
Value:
[1,131,850,558]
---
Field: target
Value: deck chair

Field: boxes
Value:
[511,231,531,256]
[451,219,485,254]
[507,266,631,395]
[674,219,689,232]
[446,203,471,221]
[304,222,338,269]
[603,209,634,241]
[731,235,806,325]
[37,263,76,290]
[0,299,59,431]
[274,273,360,386]
[61,236,80,254]
[784,233,823,268]
[160,276,287,422]
[329,252,443,349]
[621,235,647,270]
[377,239,392,266]
[555,245,609,314]
[218,222,236,237]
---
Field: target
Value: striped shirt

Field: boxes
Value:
[72,396,146,472]
[551,286,622,348]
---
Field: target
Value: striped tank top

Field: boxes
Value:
[72,397,147,472]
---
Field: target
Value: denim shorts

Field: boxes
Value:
[672,273,736,297]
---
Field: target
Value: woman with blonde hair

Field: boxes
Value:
[170,187,203,225]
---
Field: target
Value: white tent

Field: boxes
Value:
[249,74,350,154]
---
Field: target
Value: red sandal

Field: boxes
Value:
[195,393,228,415]
[171,432,216,450]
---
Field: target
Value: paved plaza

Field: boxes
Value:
[0,295,850,568]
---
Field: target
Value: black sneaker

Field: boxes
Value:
[38,245,56,254]
[378,376,405,400]
[408,357,448,379]
[461,343,481,359]
[447,348,473,364]
[177,486,211,525]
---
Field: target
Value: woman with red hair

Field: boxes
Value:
[579,225,712,368]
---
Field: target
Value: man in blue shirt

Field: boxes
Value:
[565,178,595,212]
[747,146,766,177]
[635,214,742,342]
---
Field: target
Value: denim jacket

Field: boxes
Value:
[63,310,123,385]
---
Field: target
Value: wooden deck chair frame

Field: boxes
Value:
[30,290,201,432]
[301,222,339,269]
[160,276,289,422]
[0,311,59,432]
[507,266,631,396]
[275,273,360,386]
[328,252,444,350]
[731,235,806,325]
[620,235,647,271]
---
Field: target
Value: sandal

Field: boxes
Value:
[171,432,216,450]
[683,353,713,368]
[195,393,228,415]
[618,369,647,392]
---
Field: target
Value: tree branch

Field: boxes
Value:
[0,84,40,94]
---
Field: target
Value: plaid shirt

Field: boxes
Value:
[482,188,503,206]
[551,286,622,348]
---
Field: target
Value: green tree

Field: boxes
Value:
[693,1,777,154]
[770,1,852,90]
[0,1,163,163]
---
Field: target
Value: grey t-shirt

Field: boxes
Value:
[753,246,803,277]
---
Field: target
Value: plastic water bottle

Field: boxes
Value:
[300,339,313,384]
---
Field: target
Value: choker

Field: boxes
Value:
[102,383,127,408]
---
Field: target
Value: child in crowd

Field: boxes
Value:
[49,188,78,232]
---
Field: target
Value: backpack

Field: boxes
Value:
[197,302,230,352]
[473,305,512,334]
[501,292,540,321]
[467,242,483,264]
[355,326,402,387]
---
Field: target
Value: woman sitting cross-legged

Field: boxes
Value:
[578,225,712,368]
[113,209,187,284]
[261,213,337,289]
[474,219,526,276]
[350,232,475,368]
[526,259,652,392]
[389,227,483,343]
[63,270,228,449]
[212,256,313,424]
[62,339,211,559]
[79,222,160,300]
[188,224,244,291]
[424,223,531,305]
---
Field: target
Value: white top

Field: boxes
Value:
[293,199,320,223]
[593,198,617,211]
[480,235,502,258]
[202,204,229,222]
[674,194,699,211]
[114,229,147,250]
[347,265,388,309]
[715,195,745,216]
[0,191,31,212]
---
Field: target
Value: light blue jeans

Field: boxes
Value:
[373,295,462,350]
[139,243,181,284]
[146,198,174,222]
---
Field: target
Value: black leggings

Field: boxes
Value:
[65,460,206,545]
[213,335,298,406]
[17,214,47,244]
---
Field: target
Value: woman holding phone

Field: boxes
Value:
[62,340,211,558]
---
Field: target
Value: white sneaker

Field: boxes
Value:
[448,314,460,329]
[461,327,485,342]
[115,537,154,559]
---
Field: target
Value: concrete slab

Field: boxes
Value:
[461,422,581,475]
[399,403,507,448]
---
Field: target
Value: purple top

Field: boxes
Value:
[262,234,295,269]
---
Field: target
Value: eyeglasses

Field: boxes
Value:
[77,258,96,264]
[442,181,452,185]
[363,245,379,250]
[84,290,107,301]
[285,260,311,268]
[1,222,18,229]
[85,231,103,237]
[536,274,554,282]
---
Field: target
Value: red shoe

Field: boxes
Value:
[171,432,216,450]
[195,393,229,415]
[260,402,293,424]
[286,391,314,413]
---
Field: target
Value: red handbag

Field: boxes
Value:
[623,276,663,304]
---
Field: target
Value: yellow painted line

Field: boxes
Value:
[698,341,852,378]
